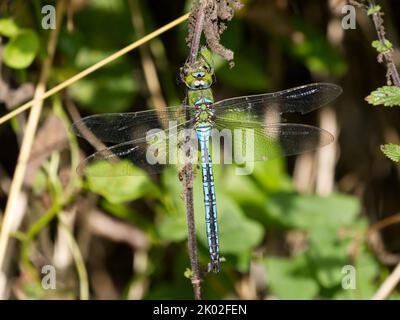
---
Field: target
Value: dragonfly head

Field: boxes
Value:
[180,48,215,90]
[180,63,214,90]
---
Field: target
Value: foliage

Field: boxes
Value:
[284,18,347,76]
[381,144,400,162]
[367,5,381,16]
[0,18,39,69]
[371,39,393,54]
[364,4,400,164]
[0,0,394,300]
[366,86,400,107]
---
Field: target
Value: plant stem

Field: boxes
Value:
[0,0,66,298]
[20,202,62,279]
[59,213,90,300]
[367,0,400,87]
[182,0,209,300]
[189,0,207,66]
[365,0,400,299]
[372,262,400,299]
[182,163,202,300]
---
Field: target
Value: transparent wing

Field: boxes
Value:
[213,119,333,162]
[77,124,200,177]
[72,105,194,144]
[213,83,342,123]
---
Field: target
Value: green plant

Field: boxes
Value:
[360,2,400,162]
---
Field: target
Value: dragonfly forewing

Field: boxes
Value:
[72,106,192,144]
[213,83,342,123]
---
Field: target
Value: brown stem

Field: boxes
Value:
[182,0,209,300]
[0,0,67,298]
[182,162,202,300]
[367,0,400,87]
[189,0,207,66]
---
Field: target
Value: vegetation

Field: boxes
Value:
[0,0,400,300]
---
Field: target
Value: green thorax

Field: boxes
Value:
[180,48,215,127]
[187,88,214,107]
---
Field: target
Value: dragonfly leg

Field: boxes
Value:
[207,258,220,273]
[208,242,220,273]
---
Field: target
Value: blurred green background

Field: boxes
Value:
[1,0,400,299]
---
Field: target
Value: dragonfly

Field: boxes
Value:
[72,49,342,273]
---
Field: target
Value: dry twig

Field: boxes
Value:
[187,0,243,66]
[0,0,67,298]
[351,0,400,86]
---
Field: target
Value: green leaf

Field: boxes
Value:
[183,268,192,279]
[157,213,188,242]
[101,200,138,224]
[157,168,187,241]
[3,29,39,69]
[252,159,293,193]
[381,143,400,162]
[199,47,213,65]
[69,73,136,113]
[367,5,381,15]
[217,196,264,254]
[236,252,252,273]
[352,251,380,299]
[264,254,319,299]
[85,161,159,203]
[371,39,393,53]
[366,86,400,107]
[0,18,19,37]
[334,249,380,299]
[222,167,267,208]
[266,192,360,230]
[307,229,350,288]
[194,181,264,255]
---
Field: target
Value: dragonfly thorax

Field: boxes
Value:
[194,99,215,127]
[188,89,215,128]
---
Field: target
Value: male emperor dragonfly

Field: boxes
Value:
[72,50,342,273]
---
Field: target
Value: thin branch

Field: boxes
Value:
[182,162,202,300]
[352,0,400,86]
[367,1,400,87]
[181,0,209,301]
[64,92,107,152]
[0,0,66,297]
[372,262,400,300]
[187,0,243,65]
[352,0,400,299]
[59,213,90,300]
[0,13,190,126]
[88,210,149,251]
[188,0,207,66]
